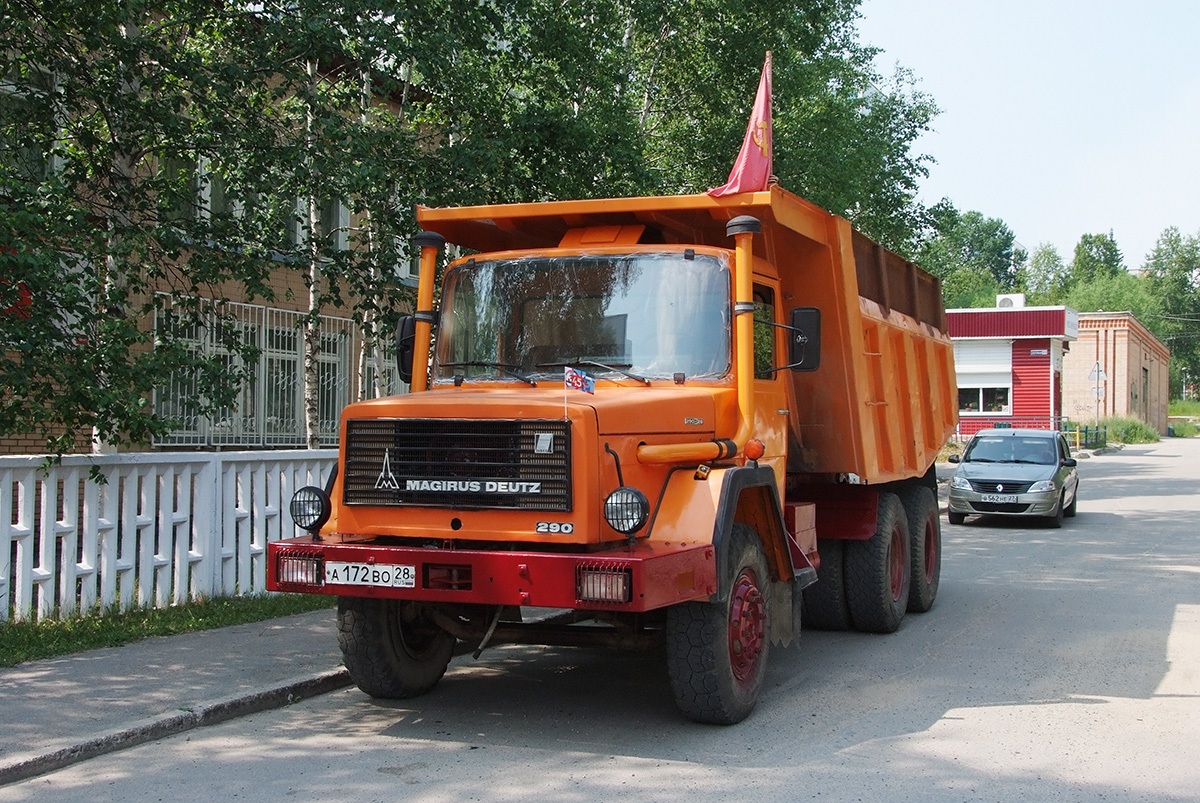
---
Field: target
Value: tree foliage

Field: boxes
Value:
[1020,243,1069,304]
[2,0,943,454]
[1069,232,1125,286]
[621,0,938,251]
[914,202,1026,308]
[1140,227,1200,395]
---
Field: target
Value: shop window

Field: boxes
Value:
[959,387,1010,414]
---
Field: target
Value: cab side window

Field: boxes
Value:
[753,286,775,379]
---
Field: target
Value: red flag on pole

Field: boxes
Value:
[707,52,773,197]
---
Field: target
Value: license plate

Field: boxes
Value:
[325,561,416,588]
[980,493,1018,504]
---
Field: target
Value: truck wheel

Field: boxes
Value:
[666,524,769,725]
[845,492,911,633]
[899,485,941,613]
[802,538,852,630]
[337,596,455,699]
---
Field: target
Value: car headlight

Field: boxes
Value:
[951,475,972,491]
[604,487,649,534]
[290,486,331,533]
[1028,480,1055,493]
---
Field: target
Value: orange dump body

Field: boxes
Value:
[416,185,957,486]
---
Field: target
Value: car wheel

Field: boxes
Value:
[1045,492,1064,529]
[1064,485,1078,517]
[948,511,966,525]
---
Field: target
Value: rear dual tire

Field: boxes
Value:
[845,492,911,634]
[899,485,941,613]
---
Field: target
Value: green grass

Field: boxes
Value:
[0,593,335,668]
[1169,399,1200,417]
[1171,419,1200,437]
[1102,416,1161,444]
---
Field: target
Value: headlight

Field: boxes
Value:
[1028,480,1055,493]
[951,475,972,490]
[604,487,649,534]
[290,486,331,533]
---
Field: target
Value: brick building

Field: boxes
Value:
[1061,312,1170,434]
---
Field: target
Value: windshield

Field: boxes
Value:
[433,252,731,383]
[963,435,1059,465]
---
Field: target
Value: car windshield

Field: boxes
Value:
[433,252,731,383]
[964,435,1059,465]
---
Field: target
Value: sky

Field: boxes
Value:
[856,0,1200,268]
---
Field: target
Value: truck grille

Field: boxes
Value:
[343,418,571,511]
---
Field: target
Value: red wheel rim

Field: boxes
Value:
[728,567,766,682]
[923,518,937,582]
[889,525,906,602]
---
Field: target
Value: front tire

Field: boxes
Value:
[666,524,770,724]
[337,596,455,699]
[845,492,911,634]
[1064,485,1078,517]
[1045,493,1065,528]
[948,510,966,525]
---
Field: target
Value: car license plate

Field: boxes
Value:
[325,561,416,588]
[980,493,1018,504]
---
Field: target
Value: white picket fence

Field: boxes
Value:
[1,450,336,623]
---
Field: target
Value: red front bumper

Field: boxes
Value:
[267,536,717,613]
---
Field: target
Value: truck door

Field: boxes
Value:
[752,282,788,490]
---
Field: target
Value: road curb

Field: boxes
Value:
[0,667,351,787]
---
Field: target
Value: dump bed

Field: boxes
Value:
[418,185,957,485]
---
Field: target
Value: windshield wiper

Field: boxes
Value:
[536,359,651,386]
[441,361,537,386]
[967,457,995,463]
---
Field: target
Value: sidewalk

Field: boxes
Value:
[0,608,348,786]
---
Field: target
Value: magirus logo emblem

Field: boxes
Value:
[375,448,400,490]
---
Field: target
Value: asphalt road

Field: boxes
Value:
[7,439,1200,802]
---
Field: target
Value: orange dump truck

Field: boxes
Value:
[268,185,957,724]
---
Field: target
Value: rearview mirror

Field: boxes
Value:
[787,307,821,372]
[395,314,416,384]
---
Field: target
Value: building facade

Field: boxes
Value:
[1061,312,1170,434]
[947,295,1079,437]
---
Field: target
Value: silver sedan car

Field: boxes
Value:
[947,428,1079,527]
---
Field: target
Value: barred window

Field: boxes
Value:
[154,297,356,447]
